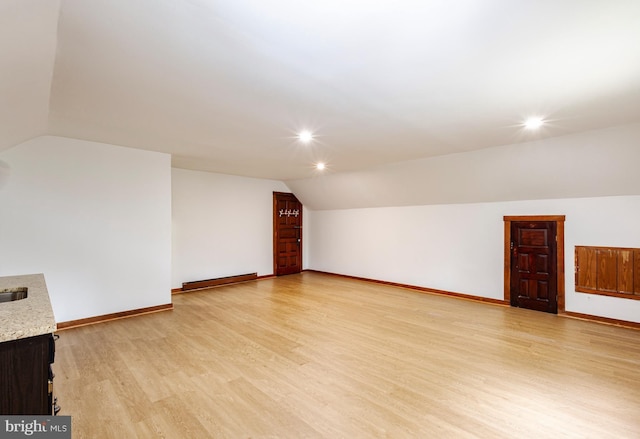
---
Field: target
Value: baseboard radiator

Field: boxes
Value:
[180,272,258,292]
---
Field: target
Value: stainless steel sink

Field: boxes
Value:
[0,287,28,303]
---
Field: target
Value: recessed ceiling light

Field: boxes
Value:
[316,162,325,170]
[524,117,544,130]
[298,130,313,143]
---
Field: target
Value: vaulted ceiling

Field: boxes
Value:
[2,0,640,181]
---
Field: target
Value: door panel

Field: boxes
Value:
[510,221,558,313]
[273,192,302,276]
[536,254,548,274]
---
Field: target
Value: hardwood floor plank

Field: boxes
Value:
[54,272,640,438]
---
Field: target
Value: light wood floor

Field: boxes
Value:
[55,272,640,438]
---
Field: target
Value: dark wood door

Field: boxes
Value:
[510,221,558,313]
[273,192,302,276]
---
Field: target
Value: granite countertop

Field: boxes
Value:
[0,273,57,343]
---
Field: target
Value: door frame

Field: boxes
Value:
[503,215,565,313]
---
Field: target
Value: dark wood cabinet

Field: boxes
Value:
[0,333,55,415]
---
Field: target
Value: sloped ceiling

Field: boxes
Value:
[2,0,640,181]
[0,0,60,149]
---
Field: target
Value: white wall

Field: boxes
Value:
[0,136,172,322]
[171,168,296,288]
[309,195,640,323]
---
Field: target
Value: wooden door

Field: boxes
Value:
[273,192,302,276]
[510,221,558,313]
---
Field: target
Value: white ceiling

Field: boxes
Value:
[2,0,640,180]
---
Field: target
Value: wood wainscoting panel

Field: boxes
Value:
[575,246,640,300]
